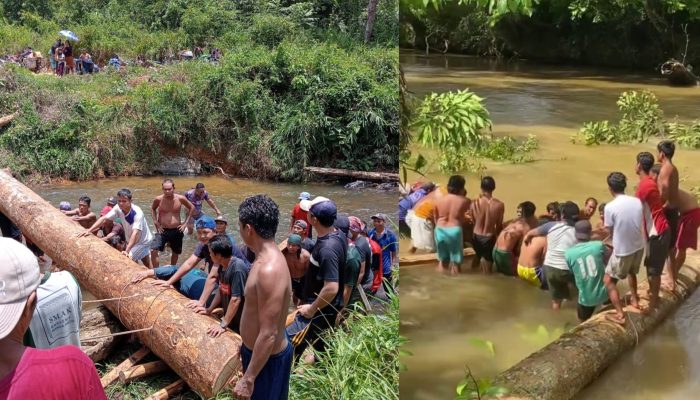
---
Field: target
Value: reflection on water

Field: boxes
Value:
[400,52,700,399]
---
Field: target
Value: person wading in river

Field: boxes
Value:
[635,152,669,311]
[290,192,313,239]
[434,175,471,275]
[651,164,700,287]
[579,197,598,221]
[150,179,195,268]
[493,201,537,277]
[656,140,682,289]
[524,201,580,310]
[518,235,548,290]
[184,183,222,235]
[291,220,315,252]
[233,195,293,400]
[80,189,154,267]
[602,172,645,323]
[470,177,505,274]
[282,234,310,307]
[61,196,97,229]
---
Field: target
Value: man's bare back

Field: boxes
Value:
[494,218,532,252]
[240,245,291,353]
[659,162,680,207]
[283,248,310,279]
[153,194,191,229]
[435,194,470,228]
[518,236,547,268]
[678,189,699,213]
[471,195,504,237]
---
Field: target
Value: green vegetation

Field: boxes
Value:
[400,0,700,68]
[573,90,700,148]
[0,1,399,182]
[454,338,508,400]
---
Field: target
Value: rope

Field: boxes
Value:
[81,326,153,343]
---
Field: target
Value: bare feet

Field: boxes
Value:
[629,294,640,310]
[450,265,460,276]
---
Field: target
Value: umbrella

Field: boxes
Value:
[58,30,79,42]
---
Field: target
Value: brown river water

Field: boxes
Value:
[400,52,700,399]
[32,176,396,308]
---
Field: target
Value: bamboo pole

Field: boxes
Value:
[304,166,399,182]
[119,360,169,384]
[145,379,186,400]
[101,346,151,387]
[0,170,242,397]
[490,249,700,400]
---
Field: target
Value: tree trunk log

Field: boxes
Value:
[101,346,151,387]
[119,360,169,384]
[364,0,379,44]
[0,112,17,128]
[490,249,700,400]
[145,379,186,400]
[0,169,241,397]
[304,166,399,182]
[80,305,124,362]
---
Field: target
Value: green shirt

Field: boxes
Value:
[345,246,362,306]
[565,241,609,307]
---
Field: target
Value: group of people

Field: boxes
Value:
[0,178,396,399]
[402,140,700,324]
[47,38,97,76]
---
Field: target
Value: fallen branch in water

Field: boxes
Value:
[213,166,232,179]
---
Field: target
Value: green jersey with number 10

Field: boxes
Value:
[565,241,609,307]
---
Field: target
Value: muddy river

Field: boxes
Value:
[400,52,700,399]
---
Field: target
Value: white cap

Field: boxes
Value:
[299,196,331,212]
[0,238,40,340]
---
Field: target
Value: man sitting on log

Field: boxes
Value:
[80,189,153,268]
[0,238,107,399]
[62,195,97,229]
[234,195,293,400]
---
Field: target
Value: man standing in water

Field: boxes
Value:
[233,195,292,400]
[62,196,97,229]
[290,192,313,239]
[80,189,153,267]
[470,177,505,274]
[434,175,471,275]
[491,201,536,277]
[635,152,669,311]
[185,183,222,235]
[603,172,645,324]
[656,140,681,288]
[282,234,310,307]
[150,179,195,268]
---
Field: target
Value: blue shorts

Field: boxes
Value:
[154,265,214,304]
[240,341,293,400]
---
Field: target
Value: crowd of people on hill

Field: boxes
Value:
[400,140,700,325]
[0,178,396,399]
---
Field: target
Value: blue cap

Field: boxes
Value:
[196,216,216,230]
[298,192,311,200]
[309,199,337,221]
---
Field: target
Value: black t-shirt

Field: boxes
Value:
[353,235,372,286]
[219,257,249,333]
[193,243,214,272]
[302,238,316,253]
[0,212,21,240]
[302,231,347,310]
[64,45,72,57]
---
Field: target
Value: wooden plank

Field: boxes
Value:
[101,346,151,388]
[144,379,186,400]
[400,248,475,266]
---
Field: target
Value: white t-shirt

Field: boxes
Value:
[539,222,577,270]
[604,194,644,256]
[105,203,153,246]
[28,271,82,348]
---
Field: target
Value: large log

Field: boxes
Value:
[80,305,124,362]
[0,170,241,397]
[490,248,700,400]
[304,166,399,182]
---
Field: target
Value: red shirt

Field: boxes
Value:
[291,204,312,239]
[636,175,669,237]
[0,346,106,400]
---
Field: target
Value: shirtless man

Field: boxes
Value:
[518,236,548,289]
[282,234,310,307]
[492,201,537,276]
[470,177,505,274]
[651,164,700,283]
[233,195,293,400]
[434,175,471,275]
[580,197,598,220]
[184,183,222,235]
[150,179,195,267]
[656,140,681,284]
[62,196,97,229]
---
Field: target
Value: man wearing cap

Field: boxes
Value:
[81,188,154,267]
[184,183,222,236]
[291,219,315,252]
[290,191,313,239]
[150,178,195,268]
[349,216,373,293]
[282,234,310,307]
[0,238,106,399]
[368,213,398,292]
[287,196,346,361]
[214,215,242,252]
[565,220,611,323]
